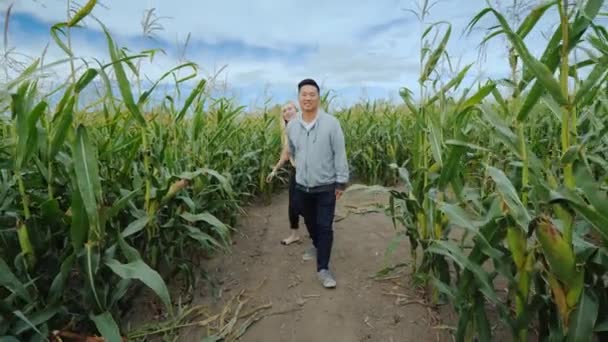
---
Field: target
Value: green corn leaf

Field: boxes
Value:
[426,64,473,106]
[93,58,116,109]
[53,84,75,120]
[106,189,140,220]
[180,212,230,243]
[540,95,563,123]
[520,0,602,88]
[479,29,503,47]
[595,318,608,332]
[50,24,73,57]
[178,168,230,189]
[180,211,228,229]
[487,166,531,230]
[516,1,557,38]
[40,198,63,225]
[437,202,503,260]
[117,233,141,263]
[420,24,451,83]
[105,258,172,313]
[437,141,466,191]
[444,140,490,152]
[429,119,442,167]
[15,100,46,171]
[49,97,75,159]
[11,82,29,120]
[138,62,198,106]
[561,145,580,165]
[466,8,492,35]
[121,216,151,238]
[98,21,146,126]
[121,49,139,76]
[455,307,473,342]
[480,106,543,172]
[574,56,608,106]
[549,187,608,241]
[70,187,89,252]
[567,289,599,342]
[175,79,206,122]
[192,104,205,140]
[574,166,608,217]
[429,276,457,301]
[91,311,122,342]
[72,125,102,239]
[85,243,103,311]
[109,279,132,308]
[75,68,99,93]
[183,225,225,251]
[48,254,75,304]
[398,87,419,115]
[474,295,492,342]
[12,311,42,337]
[14,306,61,335]
[0,258,30,302]
[487,9,567,106]
[457,82,496,113]
[67,0,97,27]
[0,337,19,342]
[5,59,39,90]
[575,0,603,37]
[427,240,499,304]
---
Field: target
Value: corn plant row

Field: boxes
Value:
[387,0,608,341]
[0,2,413,340]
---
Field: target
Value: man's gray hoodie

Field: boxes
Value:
[286,110,349,192]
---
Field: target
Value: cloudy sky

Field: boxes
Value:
[3,0,564,109]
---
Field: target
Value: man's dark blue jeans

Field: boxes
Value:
[295,185,337,271]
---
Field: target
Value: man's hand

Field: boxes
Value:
[335,189,343,200]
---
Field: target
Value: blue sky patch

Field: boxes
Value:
[1,0,569,110]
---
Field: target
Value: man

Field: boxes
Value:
[285,78,349,289]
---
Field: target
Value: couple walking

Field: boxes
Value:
[266,78,349,289]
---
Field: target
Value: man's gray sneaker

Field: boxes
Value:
[318,269,336,288]
[302,246,316,261]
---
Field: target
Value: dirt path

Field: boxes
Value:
[175,186,452,342]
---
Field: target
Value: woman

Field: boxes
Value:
[266,101,301,245]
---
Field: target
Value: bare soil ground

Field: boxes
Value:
[127,186,525,341]
[173,186,454,342]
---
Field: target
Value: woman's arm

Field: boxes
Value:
[267,126,292,182]
[272,136,290,172]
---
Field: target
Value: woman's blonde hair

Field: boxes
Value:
[280,101,298,131]
[282,100,298,112]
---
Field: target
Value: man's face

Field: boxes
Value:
[282,103,297,121]
[298,85,319,113]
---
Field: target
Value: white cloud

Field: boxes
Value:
[3,0,564,106]
[10,0,408,48]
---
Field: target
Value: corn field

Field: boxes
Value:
[1,0,608,341]
[386,0,608,341]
